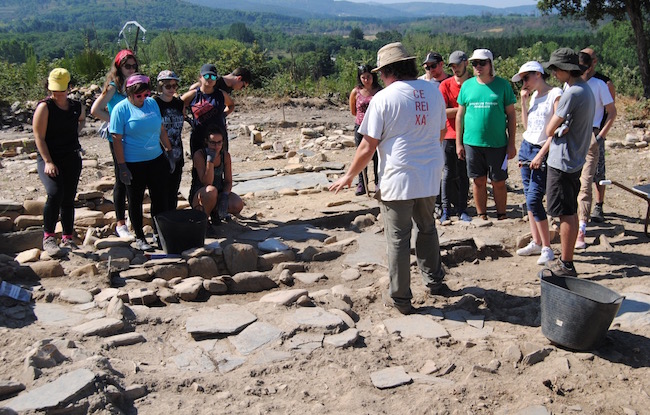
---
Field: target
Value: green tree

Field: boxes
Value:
[349,27,364,40]
[227,22,255,44]
[537,0,650,98]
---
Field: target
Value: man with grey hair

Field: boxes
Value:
[330,42,447,314]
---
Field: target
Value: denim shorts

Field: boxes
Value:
[519,140,547,221]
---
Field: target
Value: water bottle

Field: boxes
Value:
[0,281,32,302]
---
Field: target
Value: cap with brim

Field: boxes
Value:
[422,52,443,66]
[372,42,416,73]
[512,61,544,82]
[200,64,218,77]
[542,48,587,72]
[114,50,135,67]
[125,74,150,89]
[157,70,180,82]
[469,48,495,76]
[48,68,70,92]
[448,51,467,65]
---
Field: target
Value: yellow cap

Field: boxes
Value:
[48,68,70,92]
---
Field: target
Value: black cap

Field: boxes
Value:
[422,52,443,66]
[200,64,218,77]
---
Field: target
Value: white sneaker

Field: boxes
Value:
[116,224,132,239]
[537,246,555,265]
[134,238,153,251]
[517,241,542,256]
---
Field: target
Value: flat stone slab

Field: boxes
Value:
[324,328,359,348]
[186,305,257,338]
[286,307,344,330]
[34,303,85,327]
[370,366,412,389]
[614,292,650,328]
[103,332,146,348]
[232,170,277,182]
[271,224,330,242]
[259,289,308,306]
[0,199,23,211]
[171,348,216,373]
[0,380,25,397]
[5,368,95,412]
[232,172,329,194]
[293,272,327,284]
[72,317,124,337]
[343,231,387,267]
[229,321,283,355]
[384,315,449,339]
[237,229,274,242]
[59,288,93,304]
[252,349,293,365]
[284,332,324,354]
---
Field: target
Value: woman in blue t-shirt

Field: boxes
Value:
[109,74,175,251]
[91,50,139,239]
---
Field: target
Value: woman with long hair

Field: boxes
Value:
[90,49,139,239]
[349,64,381,195]
[33,68,85,257]
[512,61,563,265]
[109,74,174,251]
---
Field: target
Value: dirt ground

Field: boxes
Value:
[0,95,649,415]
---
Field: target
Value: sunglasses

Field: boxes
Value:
[134,91,150,99]
[425,63,439,70]
[122,63,138,70]
[521,73,533,83]
[471,59,489,67]
[203,74,217,81]
[163,83,179,90]
[208,139,223,146]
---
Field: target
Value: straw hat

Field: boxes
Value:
[372,42,416,73]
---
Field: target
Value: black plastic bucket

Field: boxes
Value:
[540,271,624,351]
[154,209,207,254]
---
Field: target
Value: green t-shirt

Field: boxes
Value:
[457,76,516,148]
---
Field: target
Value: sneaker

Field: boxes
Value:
[545,258,578,277]
[537,246,555,265]
[575,230,587,249]
[43,236,64,258]
[459,212,472,222]
[355,183,366,196]
[440,209,449,224]
[517,241,542,256]
[116,224,132,239]
[428,282,453,296]
[434,205,443,219]
[592,203,605,223]
[152,234,160,249]
[134,238,153,251]
[60,238,78,250]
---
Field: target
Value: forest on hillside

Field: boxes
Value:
[0,1,647,116]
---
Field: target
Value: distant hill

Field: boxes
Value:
[185,0,539,19]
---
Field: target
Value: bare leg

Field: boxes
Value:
[559,214,578,262]
[492,179,507,215]
[473,176,488,215]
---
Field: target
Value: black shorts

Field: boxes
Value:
[465,144,508,182]
[547,166,581,217]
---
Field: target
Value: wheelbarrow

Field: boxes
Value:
[599,180,650,237]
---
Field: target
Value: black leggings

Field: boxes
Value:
[125,154,169,240]
[354,124,378,186]
[37,152,82,235]
[109,141,128,221]
[167,159,183,210]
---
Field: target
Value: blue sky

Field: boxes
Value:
[345,0,537,7]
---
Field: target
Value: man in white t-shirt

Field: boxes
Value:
[575,51,616,249]
[330,42,447,314]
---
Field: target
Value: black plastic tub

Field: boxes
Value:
[540,272,624,351]
[154,209,207,254]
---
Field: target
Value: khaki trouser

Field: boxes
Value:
[578,131,600,222]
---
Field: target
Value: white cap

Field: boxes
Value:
[469,49,495,76]
[512,61,545,82]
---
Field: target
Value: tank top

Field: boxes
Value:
[354,87,375,126]
[189,149,226,203]
[189,87,226,154]
[40,98,82,159]
[106,81,126,114]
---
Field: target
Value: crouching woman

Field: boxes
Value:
[189,125,243,225]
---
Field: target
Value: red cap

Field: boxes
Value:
[114,49,135,67]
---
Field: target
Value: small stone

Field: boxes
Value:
[59,288,93,304]
[340,268,360,281]
[259,289,308,306]
[69,263,99,277]
[173,277,204,301]
[370,366,412,389]
[522,347,552,366]
[128,287,158,305]
[103,332,146,348]
[28,260,64,278]
[106,296,125,319]
[72,317,124,337]
[124,384,148,400]
[15,248,41,264]
[293,272,327,284]
[324,328,358,348]
[120,267,152,282]
[203,278,228,294]
[227,271,277,293]
[223,243,258,274]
